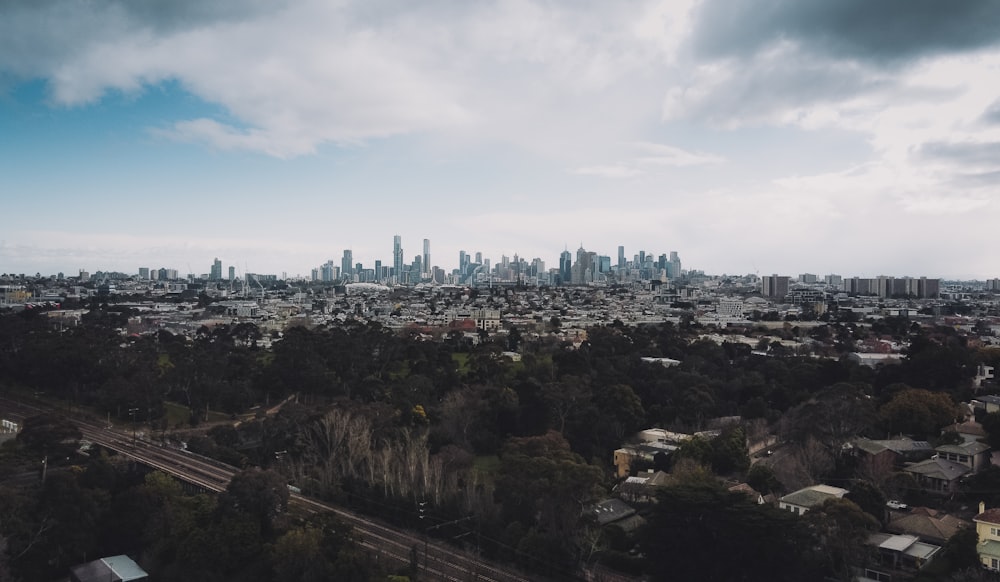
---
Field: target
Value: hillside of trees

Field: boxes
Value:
[1,303,998,580]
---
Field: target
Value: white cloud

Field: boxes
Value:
[632,141,725,167]
[573,165,642,178]
[2,0,696,161]
[2,0,1000,278]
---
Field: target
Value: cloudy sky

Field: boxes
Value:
[2,0,999,279]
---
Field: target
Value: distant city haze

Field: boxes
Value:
[2,1,999,278]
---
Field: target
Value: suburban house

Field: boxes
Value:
[588,498,645,534]
[942,419,987,443]
[975,394,1000,414]
[615,469,673,503]
[727,482,766,505]
[858,533,940,581]
[613,428,720,478]
[70,555,148,582]
[902,457,971,495]
[903,439,991,495]
[850,437,933,465]
[778,484,849,516]
[974,502,1000,571]
[934,440,991,473]
[887,507,970,546]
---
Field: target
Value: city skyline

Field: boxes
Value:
[2,2,1000,278]
[3,241,988,285]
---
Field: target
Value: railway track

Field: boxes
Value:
[0,396,539,582]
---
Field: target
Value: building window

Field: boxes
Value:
[991,527,999,537]
[864,568,892,582]
[992,557,1000,571]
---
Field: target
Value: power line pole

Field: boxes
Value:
[419,500,428,575]
[128,407,139,447]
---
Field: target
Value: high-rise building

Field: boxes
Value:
[761,274,790,299]
[210,258,222,280]
[559,250,572,285]
[573,246,594,284]
[321,261,336,282]
[475,251,483,264]
[670,251,682,279]
[918,277,940,298]
[422,239,430,276]
[342,249,353,277]
[618,246,625,269]
[393,235,403,282]
[459,251,468,274]
[412,255,422,278]
[138,267,149,280]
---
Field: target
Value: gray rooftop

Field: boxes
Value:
[780,485,848,509]
[903,458,971,481]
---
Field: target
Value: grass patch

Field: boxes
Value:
[164,401,232,427]
[452,353,471,376]
[163,401,191,428]
[473,455,501,477]
[206,409,231,422]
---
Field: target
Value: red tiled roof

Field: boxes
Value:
[974,508,1000,524]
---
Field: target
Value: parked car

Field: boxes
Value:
[886,500,908,511]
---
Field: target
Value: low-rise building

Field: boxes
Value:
[860,533,940,581]
[778,484,849,516]
[974,502,1000,571]
[903,457,971,495]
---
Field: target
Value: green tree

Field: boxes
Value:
[710,426,750,475]
[880,387,958,438]
[16,413,82,458]
[220,468,290,535]
[805,498,880,581]
[845,480,888,525]
[982,411,1000,450]
[642,485,822,581]
[495,431,603,565]
[746,464,780,495]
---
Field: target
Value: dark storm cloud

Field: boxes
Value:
[691,0,1000,64]
[917,141,1000,167]
[674,54,892,124]
[0,0,285,77]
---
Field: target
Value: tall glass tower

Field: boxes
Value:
[393,235,403,282]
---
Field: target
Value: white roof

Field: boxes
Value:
[879,534,918,552]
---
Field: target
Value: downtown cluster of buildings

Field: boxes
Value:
[309,237,685,287]
[761,274,944,300]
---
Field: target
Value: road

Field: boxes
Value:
[0,395,542,582]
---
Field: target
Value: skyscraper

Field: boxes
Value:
[341,249,353,278]
[422,239,430,276]
[559,250,572,285]
[618,246,625,269]
[393,235,403,282]
[210,258,222,280]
